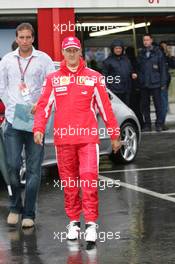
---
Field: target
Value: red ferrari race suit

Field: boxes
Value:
[33,58,120,222]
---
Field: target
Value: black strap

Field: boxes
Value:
[17,56,33,82]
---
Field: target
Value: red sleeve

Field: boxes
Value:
[33,75,54,134]
[94,75,120,140]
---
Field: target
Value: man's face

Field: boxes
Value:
[143,36,153,48]
[16,29,34,53]
[62,47,82,66]
[113,47,123,56]
[160,43,167,51]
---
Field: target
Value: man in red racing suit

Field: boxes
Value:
[33,37,121,249]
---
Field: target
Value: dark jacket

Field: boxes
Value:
[137,46,167,89]
[168,56,175,69]
[103,40,133,94]
[163,52,175,87]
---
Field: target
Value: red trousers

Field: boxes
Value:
[56,143,99,222]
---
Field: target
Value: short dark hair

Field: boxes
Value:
[16,23,35,37]
[160,41,167,45]
[143,33,153,39]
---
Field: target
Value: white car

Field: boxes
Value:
[0,89,141,188]
[42,89,141,167]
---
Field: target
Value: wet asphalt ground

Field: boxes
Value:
[0,129,175,264]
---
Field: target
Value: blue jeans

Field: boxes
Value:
[161,89,168,125]
[4,122,44,219]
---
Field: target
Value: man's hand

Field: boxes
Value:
[34,132,44,145]
[132,73,138,80]
[31,103,37,115]
[111,138,122,154]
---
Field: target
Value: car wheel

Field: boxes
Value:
[111,122,139,164]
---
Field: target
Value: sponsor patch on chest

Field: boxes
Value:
[55,86,68,93]
[76,76,94,86]
[60,76,70,86]
[52,76,60,86]
[51,76,70,86]
[85,79,94,86]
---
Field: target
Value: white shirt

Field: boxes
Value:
[0,47,55,123]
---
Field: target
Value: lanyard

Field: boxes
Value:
[17,56,33,82]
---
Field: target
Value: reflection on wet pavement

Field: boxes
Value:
[0,132,175,264]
